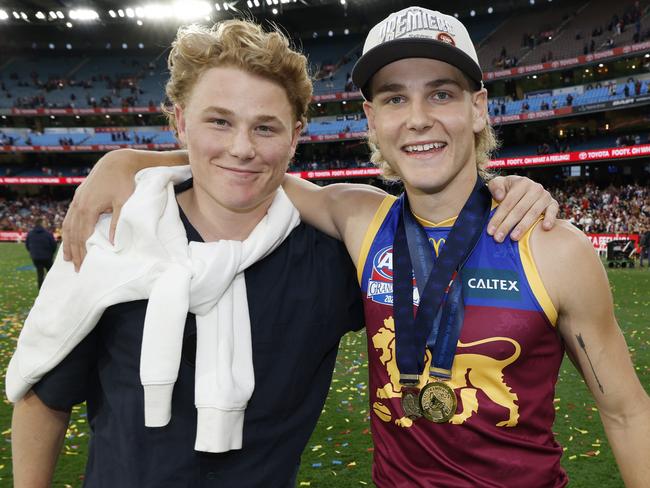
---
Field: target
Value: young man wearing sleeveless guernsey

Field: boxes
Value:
[51,8,650,488]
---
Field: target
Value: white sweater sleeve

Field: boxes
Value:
[5,215,156,402]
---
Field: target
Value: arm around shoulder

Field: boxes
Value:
[12,390,70,488]
[282,174,387,261]
[531,221,650,488]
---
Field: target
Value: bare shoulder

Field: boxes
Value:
[530,219,610,318]
[326,183,392,263]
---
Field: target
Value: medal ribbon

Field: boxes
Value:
[393,177,492,384]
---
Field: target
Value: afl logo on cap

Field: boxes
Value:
[437,32,455,46]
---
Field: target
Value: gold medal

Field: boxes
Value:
[419,381,457,423]
[401,389,422,420]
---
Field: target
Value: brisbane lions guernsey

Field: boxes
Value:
[358,195,568,488]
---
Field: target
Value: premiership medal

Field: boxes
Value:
[392,178,492,426]
[401,388,422,420]
[419,381,457,423]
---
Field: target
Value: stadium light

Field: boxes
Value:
[66,43,72,50]
[328,30,333,36]
[253,0,260,6]
[340,0,346,4]
[271,7,278,14]
[173,1,212,20]
[109,10,117,18]
[470,10,475,16]
[20,12,28,21]
[35,11,46,20]
[247,0,253,8]
[66,22,73,28]
[69,9,99,21]
[344,28,349,35]
[48,11,57,19]
[0,10,8,20]
[487,7,493,14]
[56,11,64,19]
[215,3,221,10]
[118,9,125,17]
[223,3,229,11]
[126,8,135,18]
[137,19,143,25]
[135,7,145,18]
[12,11,19,19]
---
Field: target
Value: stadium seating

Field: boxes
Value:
[523,0,649,65]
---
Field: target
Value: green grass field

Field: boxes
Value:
[1,242,648,487]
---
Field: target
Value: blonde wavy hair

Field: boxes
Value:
[163,20,312,135]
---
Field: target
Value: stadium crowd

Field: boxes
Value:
[555,181,649,233]
[0,196,68,235]
[1,181,648,237]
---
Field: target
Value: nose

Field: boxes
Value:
[405,98,433,132]
[228,127,255,160]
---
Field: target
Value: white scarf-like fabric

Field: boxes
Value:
[6,165,300,453]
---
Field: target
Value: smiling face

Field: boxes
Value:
[363,58,488,198]
[175,65,300,216]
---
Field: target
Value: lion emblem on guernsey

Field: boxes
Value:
[371,317,521,428]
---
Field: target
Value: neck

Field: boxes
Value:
[405,169,478,224]
[177,189,273,242]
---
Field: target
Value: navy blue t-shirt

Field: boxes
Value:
[34,181,363,488]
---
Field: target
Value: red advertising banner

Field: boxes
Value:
[2,143,649,185]
[484,41,650,81]
[0,143,178,153]
[586,233,640,253]
[0,231,26,241]
[312,91,363,102]
[488,143,650,168]
[298,131,367,143]
[287,167,382,179]
[9,106,161,116]
[0,177,85,184]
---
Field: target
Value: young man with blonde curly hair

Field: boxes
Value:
[11,20,362,488]
[12,14,567,488]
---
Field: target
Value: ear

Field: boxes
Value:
[363,100,376,136]
[471,88,488,134]
[174,104,187,146]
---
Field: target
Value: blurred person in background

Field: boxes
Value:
[25,219,57,289]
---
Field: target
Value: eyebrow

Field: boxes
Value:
[201,106,286,127]
[373,78,465,97]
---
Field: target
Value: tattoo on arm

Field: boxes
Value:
[576,333,604,394]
